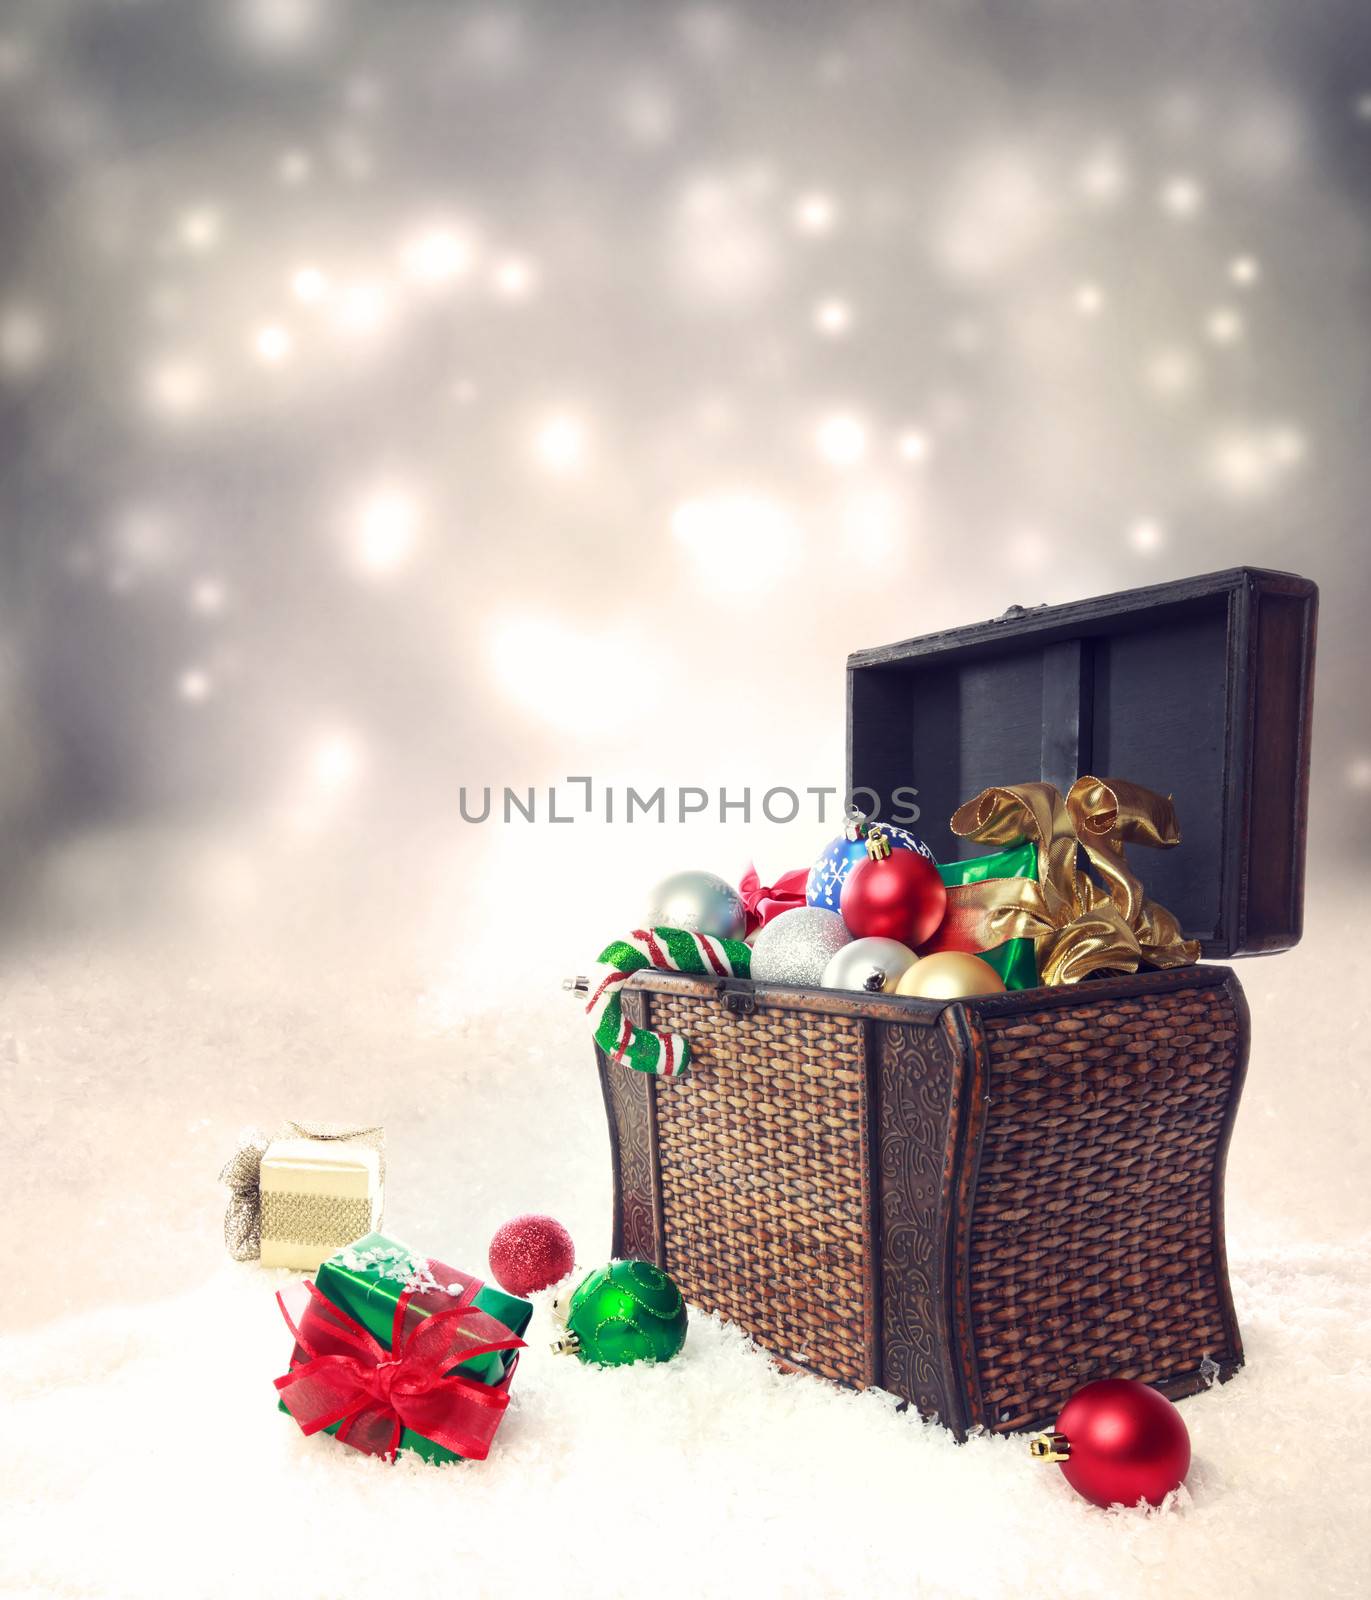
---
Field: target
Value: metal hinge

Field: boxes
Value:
[998,602,1047,621]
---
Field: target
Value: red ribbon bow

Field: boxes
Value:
[274,1264,524,1462]
[739,863,809,935]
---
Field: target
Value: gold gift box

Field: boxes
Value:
[259,1135,384,1271]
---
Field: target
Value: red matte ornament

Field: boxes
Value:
[1031,1379,1191,1509]
[488,1213,576,1297]
[840,833,947,948]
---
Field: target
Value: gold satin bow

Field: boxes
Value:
[946,776,1201,986]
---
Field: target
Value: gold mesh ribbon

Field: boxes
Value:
[218,1120,385,1262]
[946,776,1201,986]
[259,1190,375,1249]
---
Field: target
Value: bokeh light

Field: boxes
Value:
[178,668,212,703]
[1076,145,1130,206]
[348,486,422,576]
[1144,346,1201,400]
[144,357,211,419]
[618,83,677,147]
[335,282,389,336]
[935,151,1054,281]
[672,494,800,592]
[278,148,312,184]
[233,0,333,57]
[190,578,227,615]
[673,171,779,303]
[253,324,294,364]
[0,303,47,377]
[291,267,329,304]
[178,205,223,254]
[817,414,868,467]
[533,414,587,472]
[1207,423,1307,497]
[814,298,853,336]
[1159,175,1206,218]
[310,729,362,791]
[1205,307,1245,345]
[793,192,838,235]
[1129,517,1167,554]
[402,227,475,286]
[492,257,536,299]
[897,430,932,464]
[491,617,656,734]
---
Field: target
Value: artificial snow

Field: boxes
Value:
[1,837,1368,1598]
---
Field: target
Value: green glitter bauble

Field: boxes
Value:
[564,1260,687,1367]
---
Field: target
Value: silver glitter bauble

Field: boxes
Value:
[820,937,918,994]
[645,869,747,941]
[749,908,851,986]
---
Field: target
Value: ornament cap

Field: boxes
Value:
[551,1331,582,1356]
[1029,1430,1071,1463]
[864,828,893,861]
[842,807,869,843]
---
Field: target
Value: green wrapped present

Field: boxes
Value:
[274,1232,531,1464]
[925,840,1039,990]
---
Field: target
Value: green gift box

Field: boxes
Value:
[275,1232,531,1465]
[929,840,1039,990]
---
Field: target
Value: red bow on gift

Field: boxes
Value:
[274,1271,524,1462]
[739,863,809,935]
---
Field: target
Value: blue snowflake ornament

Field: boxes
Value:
[805,818,937,911]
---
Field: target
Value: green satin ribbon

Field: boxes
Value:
[278,1232,532,1465]
[936,842,1039,990]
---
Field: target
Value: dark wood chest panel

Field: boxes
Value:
[847,567,1317,957]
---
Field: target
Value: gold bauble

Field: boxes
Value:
[895,951,1006,999]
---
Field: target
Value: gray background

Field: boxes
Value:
[0,0,1367,886]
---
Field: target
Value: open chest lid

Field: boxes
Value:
[847,567,1317,960]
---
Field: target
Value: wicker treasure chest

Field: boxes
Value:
[592,567,1317,1437]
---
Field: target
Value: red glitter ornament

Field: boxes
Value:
[840,829,947,948]
[1031,1379,1191,1509]
[488,1214,576,1297]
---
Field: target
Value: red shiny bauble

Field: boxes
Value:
[1048,1380,1191,1509]
[488,1214,576,1297]
[840,848,947,947]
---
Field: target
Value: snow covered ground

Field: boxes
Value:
[1,829,1368,1598]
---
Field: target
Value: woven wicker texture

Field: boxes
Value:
[648,988,874,1385]
[972,985,1240,1431]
